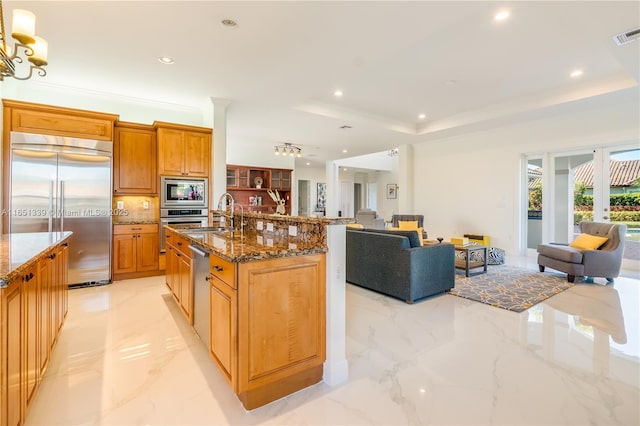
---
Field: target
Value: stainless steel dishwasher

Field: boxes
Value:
[189,244,210,348]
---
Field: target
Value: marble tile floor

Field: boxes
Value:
[25,258,639,426]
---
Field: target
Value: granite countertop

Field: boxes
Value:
[0,231,73,288]
[211,211,355,226]
[168,225,326,262]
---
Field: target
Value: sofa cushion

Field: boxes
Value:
[569,233,608,250]
[537,243,583,264]
[361,228,422,248]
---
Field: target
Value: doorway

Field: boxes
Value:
[298,180,310,216]
[523,145,639,268]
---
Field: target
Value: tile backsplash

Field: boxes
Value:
[113,196,159,223]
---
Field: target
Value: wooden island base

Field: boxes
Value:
[238,365,323,410]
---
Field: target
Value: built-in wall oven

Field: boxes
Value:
[160,177,209,252]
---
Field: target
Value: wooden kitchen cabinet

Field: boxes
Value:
[113,224,159,280]
[271,169,291,190]
[155,122,211,178]
[206,252,326,410]
[164,229,194,323]
[113,122,157,195]
[3,99,117,141]
[1,241,69,426]
[3,277,22,426]
[209,254,237,385]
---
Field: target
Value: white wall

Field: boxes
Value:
[1,81,204,125]
[412,89,640,254]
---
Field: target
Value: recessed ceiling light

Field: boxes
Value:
[418,113,426,120]
[334,90,343,97]
[343,168,348,172]
[306,162,310,166]
[495,10,510,21]
[221,19,238,27]
[158,56,174,65]
[570,69,584,78]
[342,149,348,153]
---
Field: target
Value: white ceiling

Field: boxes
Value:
[5,1,640,167]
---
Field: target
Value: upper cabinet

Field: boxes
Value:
[271,169,291,190]
[3,99,117,141]
[225,165,293,214]
[155,122,212,177]
[113,122,157,195]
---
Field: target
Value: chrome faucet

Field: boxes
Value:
[217,192,244,239]
[217,192,235,228]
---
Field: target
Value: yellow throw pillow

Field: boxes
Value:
[390,225,424,246]
[398,220,419,230]
[569,233,608,250]
[347,223,364,229]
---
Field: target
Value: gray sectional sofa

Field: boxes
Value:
[346,228,455,303]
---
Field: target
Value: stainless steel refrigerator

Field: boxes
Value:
[9,132,112,286]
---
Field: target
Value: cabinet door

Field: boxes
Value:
[238,168,250,188]
[37,257,51,377]
[271,170,281,189]
[226,167,239,188]
[281,170,291,190]
[5,281,22,426]
[210,276,237,387]
[157,128,185,176]
[165,245,177,294]
[23,266,38,407]
[136,233,159,272]
[114,125,157,194]
[183,131,210,177]
[48,252,60,349]
[178,254,193,322]
[113,234,137,274]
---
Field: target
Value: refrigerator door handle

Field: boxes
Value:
[60,180,65,231]
[48,180,54,233]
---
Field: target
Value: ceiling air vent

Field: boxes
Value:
[613,27,640,46]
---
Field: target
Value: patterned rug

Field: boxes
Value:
[448,265,574,313]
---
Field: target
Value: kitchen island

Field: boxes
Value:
[165,213,352,409]
[0,231,72,426]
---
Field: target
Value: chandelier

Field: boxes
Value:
[274,142,302,157]
[0,0,48,81]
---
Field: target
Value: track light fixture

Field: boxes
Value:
[274,142,302,157]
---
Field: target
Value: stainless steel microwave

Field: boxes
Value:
[160,176,208,208]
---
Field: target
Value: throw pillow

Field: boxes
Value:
[346,223,364,229]
[569,233,608,250]
[398,220,419,230]
[389,226,424,246]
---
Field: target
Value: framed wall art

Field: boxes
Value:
[386,184,397,199]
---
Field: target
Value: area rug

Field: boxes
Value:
[448,265,574,313]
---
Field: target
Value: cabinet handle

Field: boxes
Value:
[132,227,142,230]
[205,276,210,281]
[177,253,181,257]
[177,242,182,246]
[213,265,223,272]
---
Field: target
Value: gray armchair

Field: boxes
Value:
[355,209,385,229]
[537,221,626,283]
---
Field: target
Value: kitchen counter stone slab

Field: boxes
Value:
[0,231,73,288]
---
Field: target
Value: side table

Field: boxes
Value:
[454,245,488,277]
